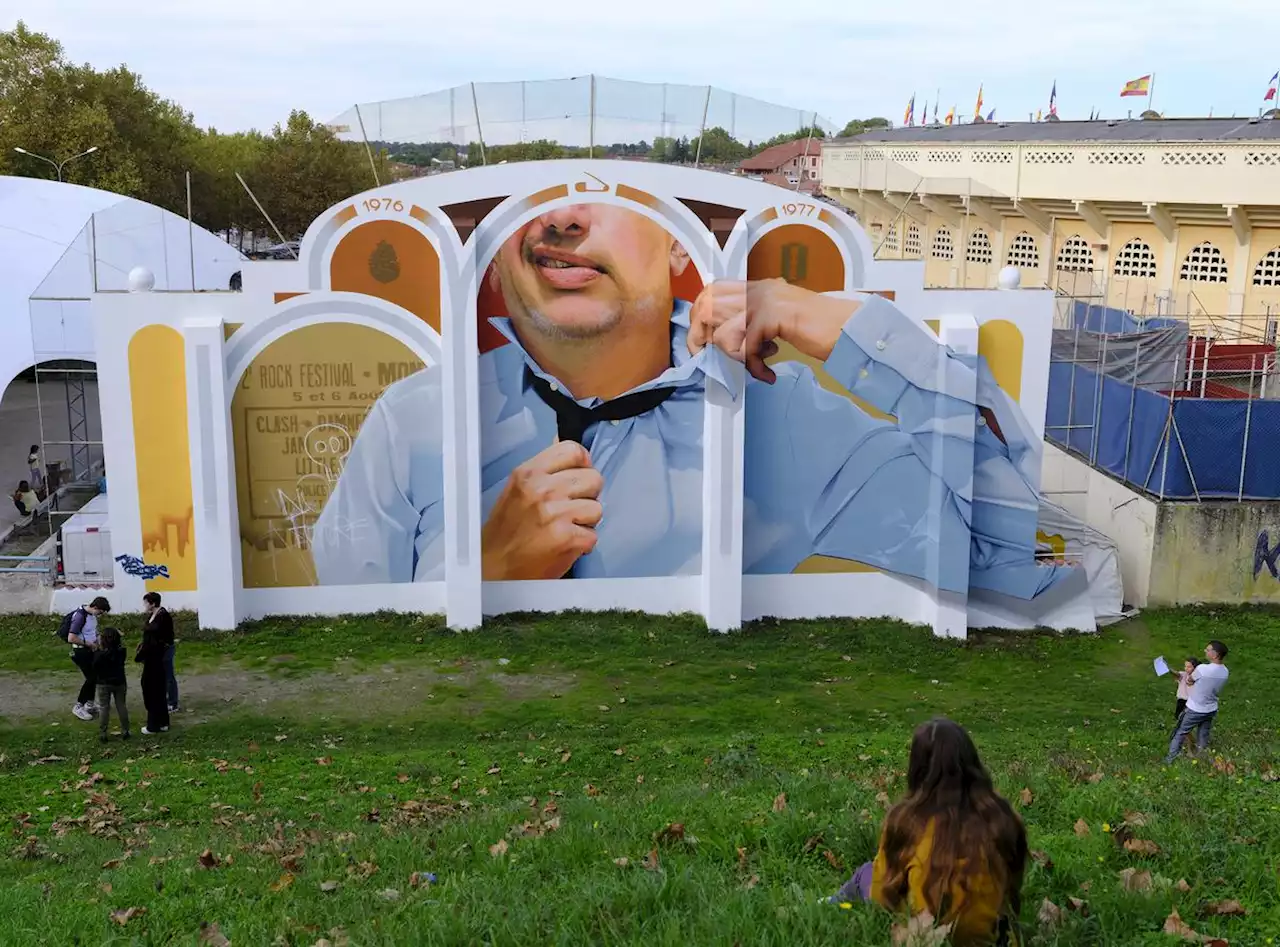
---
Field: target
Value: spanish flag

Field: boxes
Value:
[945,106,955,126]
[1121,75,1151,97]
[904,94,915,127]
[974,84,984,121]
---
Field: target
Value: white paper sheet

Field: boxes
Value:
[1154,656,1170,677]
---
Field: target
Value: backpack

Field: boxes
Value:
[56,608,84,642]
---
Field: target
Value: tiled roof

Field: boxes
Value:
[739,139,818,171]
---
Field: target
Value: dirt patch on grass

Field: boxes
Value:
[0,659,577,726]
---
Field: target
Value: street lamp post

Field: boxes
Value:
[13,145,100,182]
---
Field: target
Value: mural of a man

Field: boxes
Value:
[313,202,1065,599]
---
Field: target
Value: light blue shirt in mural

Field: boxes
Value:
[312,295,1068,599]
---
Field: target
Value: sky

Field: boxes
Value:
[10,0,1280,139]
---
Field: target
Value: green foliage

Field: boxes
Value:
[839,117,893,138]
[0,608,1276,944]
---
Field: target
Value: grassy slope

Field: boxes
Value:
[0,608,1277,945]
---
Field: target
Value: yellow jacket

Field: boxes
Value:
[870,820,1017,946]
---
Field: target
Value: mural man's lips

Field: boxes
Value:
[531,246,605,290]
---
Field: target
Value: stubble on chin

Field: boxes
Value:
[521,291,667,343]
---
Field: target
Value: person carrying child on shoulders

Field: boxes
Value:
[830,717,1028,945]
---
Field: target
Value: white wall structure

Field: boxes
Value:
[0,176,244,393]
[88,161,1095,634]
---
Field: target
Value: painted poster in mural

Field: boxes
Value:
[233,322,426,588]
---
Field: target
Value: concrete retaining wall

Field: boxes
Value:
[1150,501,1280,604]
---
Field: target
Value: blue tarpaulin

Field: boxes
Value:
[1046,360,1280,499]
[1070,301,1180,335]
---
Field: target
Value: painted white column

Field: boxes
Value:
[183,316,241,631]
[1228,231,1249,320]
[444,255,483,630]
[929,313,979,640]
[700,362,746,633]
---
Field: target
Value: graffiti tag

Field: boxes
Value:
[1253,530,1280,579]
[115,554,170,580]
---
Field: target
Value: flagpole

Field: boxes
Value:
[1147,72,1156,114]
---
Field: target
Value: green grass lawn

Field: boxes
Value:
[1,608,1277,945]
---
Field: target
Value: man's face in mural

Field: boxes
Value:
[491,203,691,342]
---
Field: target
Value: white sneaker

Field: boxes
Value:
[141,727,153,735]
[73,703,92,721]
[85,702,99,715]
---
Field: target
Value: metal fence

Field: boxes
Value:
[1046,300,1280,502]
[327,76,836,153]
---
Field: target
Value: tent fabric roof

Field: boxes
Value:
[0,176,244,392]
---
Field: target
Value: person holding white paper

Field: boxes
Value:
[1165,641,1229,764]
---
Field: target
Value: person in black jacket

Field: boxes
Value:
[92,628,130,743]
[135,610,170,735]
[143,592,179,712]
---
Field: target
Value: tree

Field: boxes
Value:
[838,117,893,138]
[753,126,827,153]
[688,126,747,164]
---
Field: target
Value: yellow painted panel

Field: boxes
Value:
[978,319,1024,402]
[127,325,197,591]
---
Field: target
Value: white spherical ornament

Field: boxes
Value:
[997,266,1021,290]
[127,266,155,293]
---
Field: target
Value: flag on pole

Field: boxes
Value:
[904,94,915,126]
[1121,75,1152,97]
[921,100,928,124]
[1265,71,1278,102]
[986,108,996,121]
[1049,80,1058,117]
[974,84,984,121]
[933,101,939,123]
[945,106,955,126]
[1035,108,1042,122]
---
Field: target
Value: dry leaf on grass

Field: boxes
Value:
[736,846,748,870]
[891,910,954,947]
[314,757,332,766]
[199,921,231,946]
[1176,879,1193,893]
[743,874,760,890]
[1201,900,1247,917]
[197,849,223,870]
[269,873,295,892]
[319,880,340,893]
[1118,867,1153,892]
[772,792,787,813]
[1019,788,1034,807]
[1163,908,1202,941]
[822,849,845,871]
[110,907,146,926]
[1037,899,1064,929]
[397,774,410,783]
[585,784,601,797]
[641,848,660,872]
[560,752,572,764]
[1074,819,1091,836]
[802,834,824,854]
[101,859,122,870]
[378,889,400,902]
[1030,850,1055,871]
[613,857,629,868]
[1124,810,1149,827]
[1123,838,1162,857]
[488,839,509,858]
[654,823,685,845]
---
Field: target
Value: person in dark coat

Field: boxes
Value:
[143,592,179,712]
[135,605,170,735]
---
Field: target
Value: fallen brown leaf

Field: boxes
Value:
[397,774,410,784]
[891,910,954,946]
[1118,867,1153,892]
[1037,898,1064,929]
[314,757,332,766]
[1019,788,1034,807]
[110,907,146,926]
[822,849,845,871]
[736,846,748,870]
[199,921,231,946]
[560,752,572,764]
[486,766,501,775]
[488,839,509,858]
[252,782,263,803]
[613,857,629,867]
[654,823,685,845]
[1067,897,1089,916]
[1162,908,1201,941]
[1030,850,1055,871]
[743,873,760,889]
[1176,879,1193,893]
[1123,838,1162,857]
[585,784,600,797]
[1124,810,1149,827]
[802,834,824,854]
[1201,899,1247,917]
[641,848,660,872]
[197,849,222,870]
[1074,819,1091,837]
[319,880,340,893]
[270,873,295,892]
[772,792,787,813]
[101,859,122,870]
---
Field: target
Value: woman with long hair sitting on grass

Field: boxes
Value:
[833,717,1028,945]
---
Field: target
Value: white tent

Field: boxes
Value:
[0,176,244,392]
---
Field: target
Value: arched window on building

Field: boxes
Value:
[1180,242,1228,283]
[932,226,954,260]
[1113,238,1157,279]
[905,222,922,257]
[1056,235,1095,273]
[883,222,899,252]
[966,229,993,265]
[1253,247,1280,286]
[1006,232,1040,270]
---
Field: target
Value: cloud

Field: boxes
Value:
[10,0,1277,134]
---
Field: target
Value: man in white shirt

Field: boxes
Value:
[1165,639,1229,763]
